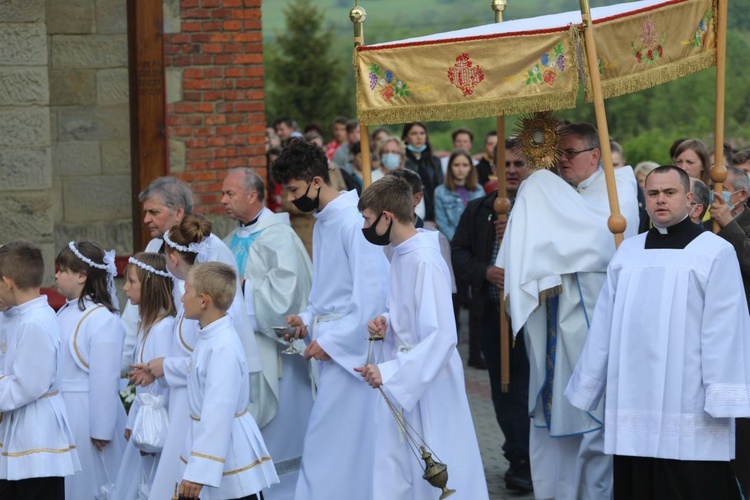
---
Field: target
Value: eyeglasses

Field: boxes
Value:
[560,147,595,160]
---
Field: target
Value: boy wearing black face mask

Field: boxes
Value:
[355,176,489,500]
[269,139,389,500]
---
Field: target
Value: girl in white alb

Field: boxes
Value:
[55,241,127,499]
[112,252,176,499]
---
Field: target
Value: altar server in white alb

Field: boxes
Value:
[565,166,750,499]
[271,140,389,500]
[496,122,640,499]
[0,240,80,499]
[222,167,314,500]
[55,241,126,500]
[355,176,489,500]
[178,262,279,500]
[113,253,176,499]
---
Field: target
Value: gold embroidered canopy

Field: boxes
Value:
[354,0,717,126]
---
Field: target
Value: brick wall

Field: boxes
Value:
[164,0,266,234]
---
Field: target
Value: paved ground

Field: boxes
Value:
[456,309,535,500]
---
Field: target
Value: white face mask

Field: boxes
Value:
[381,153,401,170]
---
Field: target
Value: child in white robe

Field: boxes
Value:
[355,176,489,500]
[113,252,176,499]
[55,241,127,499]
[178,262,278,499]
[271,137,389,500]
[0,240,80,498]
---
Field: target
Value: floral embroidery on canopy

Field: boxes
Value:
[631,15,666,66]
[683,9,711,48]
[522,43,565,87]
[368,64,411,101]
[446,53,485,96]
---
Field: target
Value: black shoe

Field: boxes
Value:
[468,356,487,370]
[505,459,533,492]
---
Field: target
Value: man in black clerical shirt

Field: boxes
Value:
[568,165,747,500]
[644,166,704,249]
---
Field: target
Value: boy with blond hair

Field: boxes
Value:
[0,241,79,498]
[355,177,488,499]
[178,262,278,500]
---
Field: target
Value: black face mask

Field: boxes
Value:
[362,212,393,246]
[292,182,320,213]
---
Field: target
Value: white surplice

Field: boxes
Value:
[180,315,279,499]
[295,190,390,500]
[0,296,80,480]
[57,298,126,499]
[225,208,314,500]
[374,231,488,500]
[113,315,175,500]
[566,232,750,461]
[496,167,640,500]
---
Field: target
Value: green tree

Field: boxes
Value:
[265,0,354,132]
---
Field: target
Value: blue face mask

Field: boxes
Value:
[709,190,735,212]
[406,143,427,154]
[381,153,401,170]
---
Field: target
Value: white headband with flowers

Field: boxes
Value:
[128,256,172,278]
[163,232,213,264]
[68,241,119,309]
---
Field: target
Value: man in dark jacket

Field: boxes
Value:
[451,138,532,492]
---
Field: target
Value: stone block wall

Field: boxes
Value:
[0,0,55,280]
[48,0,133,260]
[0,0,266,282]
[164,0,266,236]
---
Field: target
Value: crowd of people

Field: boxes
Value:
[0,114,748,500]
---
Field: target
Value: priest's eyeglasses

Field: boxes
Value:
[561,148,595,159]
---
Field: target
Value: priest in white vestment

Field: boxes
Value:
[271,141,389,500]
[356,176,489,500]
[566,166,750,499]
[496,123,639,499]
[222,168,314,500]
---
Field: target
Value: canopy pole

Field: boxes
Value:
[579,0,626,247]
[492,0,511,393]
[711,0,728,233]
[350,3,373,188]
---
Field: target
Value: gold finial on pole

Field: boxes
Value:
[349,2,367,48]
[491,0,508,23]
